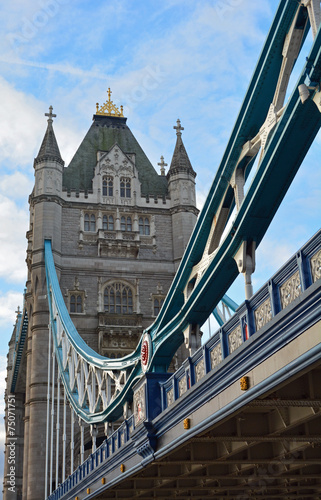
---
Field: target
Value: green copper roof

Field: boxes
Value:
[63,115,168,196]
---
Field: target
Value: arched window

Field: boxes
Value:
[103,214,114,230]
[102,176,113,196]
[153,297,164,316]
[102,178,107,196]
[70,293,83,313]
[120,177,131,198]
[84,213,90,231]
[139,217,150,235]
[121,216,132,231]
[104,283,133,314]
[70,294,76,312]
[90,214,96,232]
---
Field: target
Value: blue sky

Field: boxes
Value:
[0,0,320,492]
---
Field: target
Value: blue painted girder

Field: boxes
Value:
[153,0,311,337]
[148,22,321,367]
[45,1,321,422]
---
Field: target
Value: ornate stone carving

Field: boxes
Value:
[195,358,205,382]
[310,249,321,283]
[228,325,242,354]
[166,387,174,407]
[255,298,272,331]
[280,270,301,309]
[210,343,222,369]
[178,376,187,397]
[133,384,146,426]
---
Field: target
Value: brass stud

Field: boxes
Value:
[240,376,249,390]
[120,463,125,473]
[183,418,190,429]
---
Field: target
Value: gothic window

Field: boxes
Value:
[120,177,131,198]
[84,213,96,232]
[102,178,107,196]
[103,214,114,230]
[139,217,150,235]
[69,293,84,313]
[103,176,113,196]
[84,213,90,231]
[153,297,164,316]
[104,283,133,314]
[121,216,132,232]
[90,214,96,231]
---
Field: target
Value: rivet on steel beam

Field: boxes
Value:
[240,376,249,390]
[183,418,190,429]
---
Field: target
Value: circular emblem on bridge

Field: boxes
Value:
[141,333,152,373]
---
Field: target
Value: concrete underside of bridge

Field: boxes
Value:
[93,322,321,500]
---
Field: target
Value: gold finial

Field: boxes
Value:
[95,88,124,117]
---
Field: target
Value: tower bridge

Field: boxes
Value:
[3,1,321,499]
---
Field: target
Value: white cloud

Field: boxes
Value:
[0,292,23,330]
[0,195,29,284]
[0,76,44,167]
[0,172,33,200]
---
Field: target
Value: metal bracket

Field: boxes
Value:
[234,241,256,300]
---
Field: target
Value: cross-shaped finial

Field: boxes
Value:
[45,105,56,123]
[107,88,112,101]
[15,306,21,316]
[157,155,168,176]
[174,118,184,136]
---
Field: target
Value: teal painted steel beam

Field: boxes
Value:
[44,1,321,422]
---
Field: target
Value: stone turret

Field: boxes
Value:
[22,107,64,499]
[167,119,198,268]
[34,105,64,197]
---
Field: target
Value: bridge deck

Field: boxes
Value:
[49,231,321,500]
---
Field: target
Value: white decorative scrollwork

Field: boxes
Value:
[178,376,187,397]
[210,343,222,369]
[133,384,146,426]
[310,250,321,283]
[166,387,174,407]
[280,270,301,309]
[228,325,242,354]
[195,358,205,382]
[255,298,272,331]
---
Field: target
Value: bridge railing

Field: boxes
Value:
[47,230,320,500]
[48,413,136,499]
[160,230,321,410]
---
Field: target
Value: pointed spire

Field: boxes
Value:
[168,119,196,178]
[34,106,64,166]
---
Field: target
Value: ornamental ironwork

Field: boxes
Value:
[255,298,272,331]
[210,343,222,369]
[228,325,242,354]
[310,249,321,282]
[280,270,301,309]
